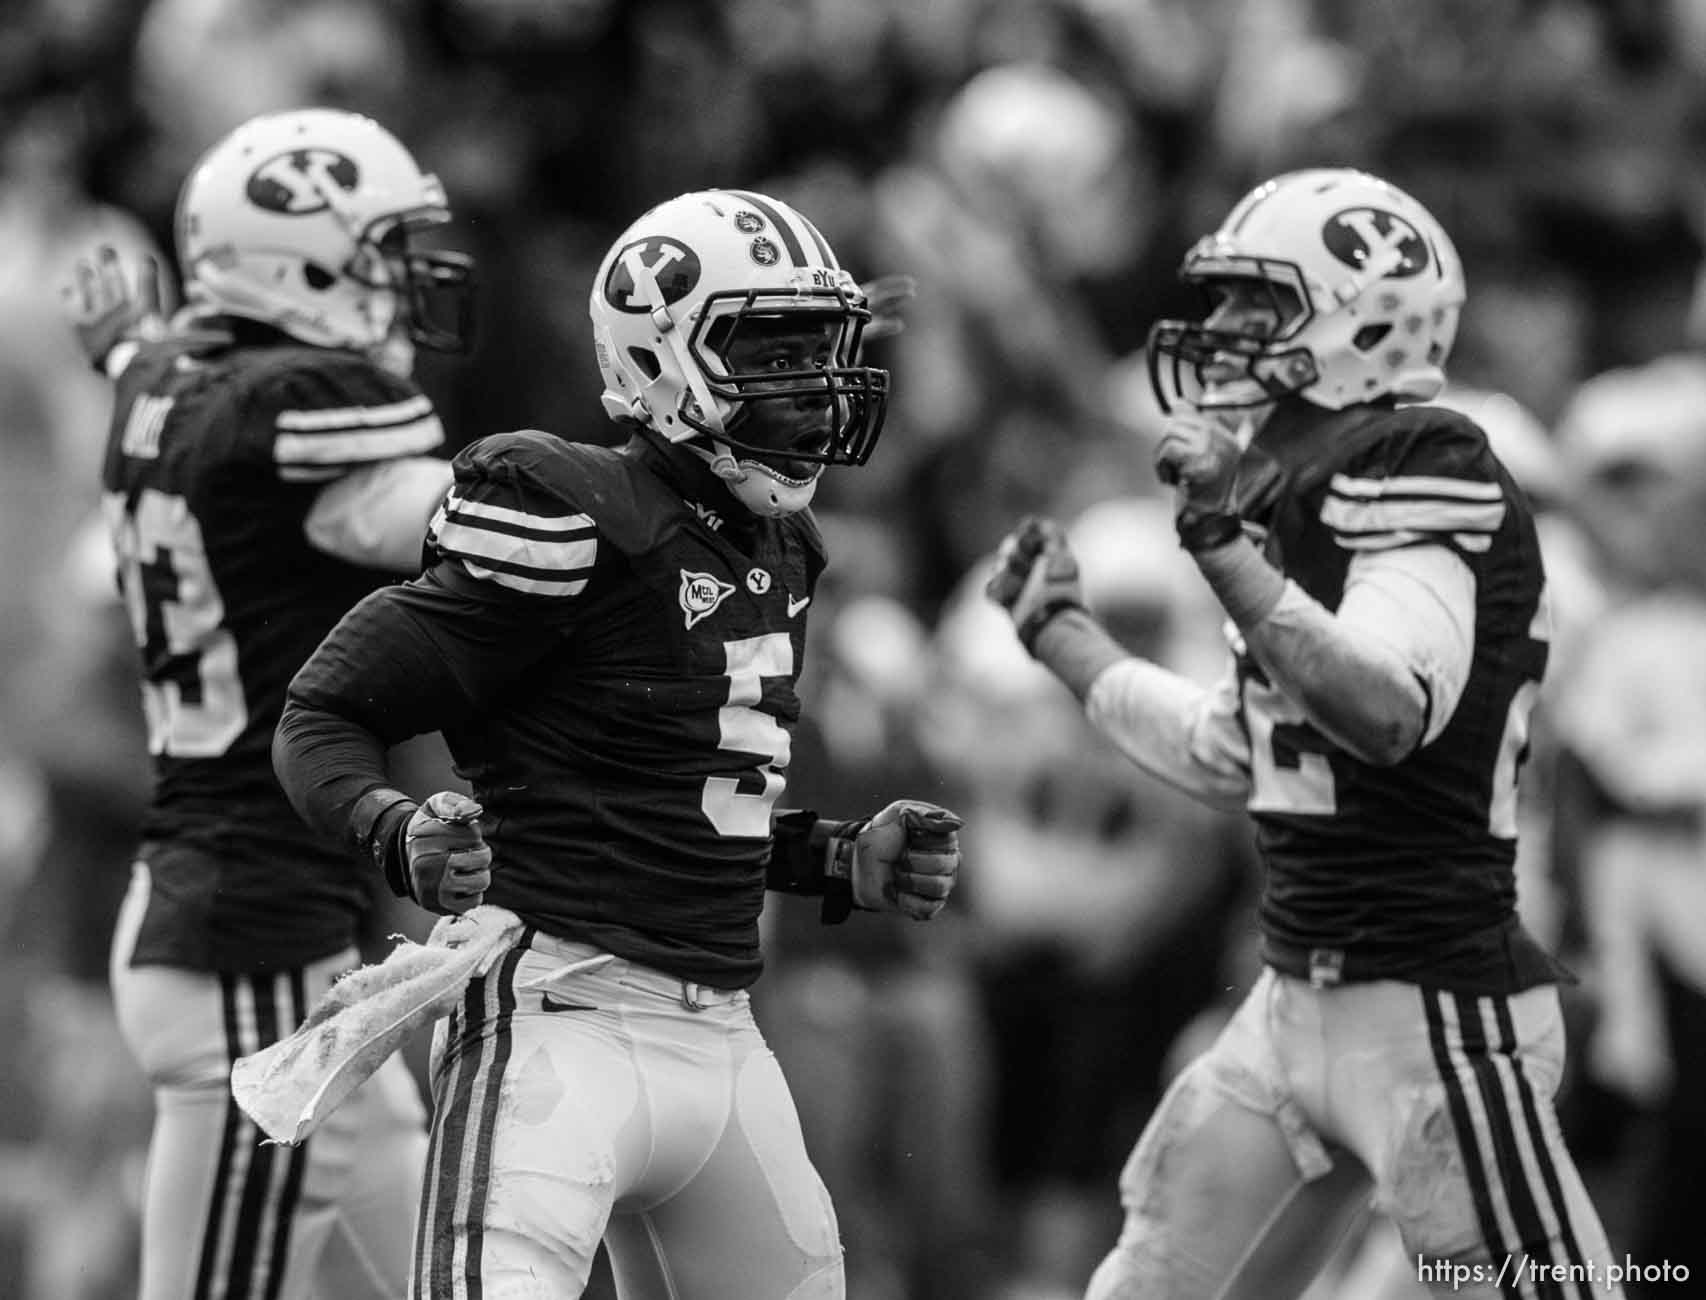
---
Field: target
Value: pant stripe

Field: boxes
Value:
[1424,990,1522,1298]
[460,947,524,1299]
[427,984,485,1296]
[193,975,248,1300]
[420,947,525,1300]
[262,971,312,1300]
[228,974,283,1294]
[1489,997,1595,1300]
[1453,993,1561,1300]
[193,971,312,1300]
[412,999,461,1299]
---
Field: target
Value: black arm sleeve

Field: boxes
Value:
[766,808,867,923]
[274,561,572,887]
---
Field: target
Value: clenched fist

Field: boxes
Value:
[851,801,963,920]
[403,791,493,915]
[985,515,1085,655]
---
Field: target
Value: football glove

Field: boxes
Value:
[402,791,493,916]
[841,801,963,920]
[985,515,1085,654]
[1153,411,1246,550]
[63,244,169,374]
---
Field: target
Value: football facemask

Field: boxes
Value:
[589,189,889,514]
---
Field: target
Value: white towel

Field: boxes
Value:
[231,905,526,1145]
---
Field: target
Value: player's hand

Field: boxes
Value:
[63,244,168,373]
[852,801,963,919]
[985,515,1084,654]
[403,791,493,915]
[860,273,917,342]
[1153,410,1244,520]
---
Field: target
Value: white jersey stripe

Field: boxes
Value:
[441,492,595,535]
[433,515,597,576]
[1332,530,1494,554]
[1329,472,1504,502]
[460,558,589,598]
[275,393,434,432]
[1322,495,1507,536]
[274,415,445,467]
[278,464,346,484]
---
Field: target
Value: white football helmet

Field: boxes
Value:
[1149,168,1464,412]
[175,108,472,353]
[589,189,888,516]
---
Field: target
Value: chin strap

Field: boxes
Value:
[688,439,818,517]
[706,444,742,481]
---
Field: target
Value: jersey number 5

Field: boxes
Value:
[703,632,793,838]
[102,489,248,757]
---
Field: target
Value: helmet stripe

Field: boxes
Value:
[793,211,837,269]
[727,190,806,266]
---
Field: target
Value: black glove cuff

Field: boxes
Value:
[1017,599,1085,657]
[348,786,419,900]
[817,818,867,923]
[1176,511,1244,554]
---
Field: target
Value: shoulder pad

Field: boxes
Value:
[455,431,687,555]
[1320,406,1508,553]
[431,430,680,597]
[239,347,442,483]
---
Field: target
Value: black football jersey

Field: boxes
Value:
[1230,399,1565,993]
[292,430,828,986]
[101,333,444,970]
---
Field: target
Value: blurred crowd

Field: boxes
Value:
[6,0,1706,1297]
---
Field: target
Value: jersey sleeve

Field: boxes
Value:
[277,563,577,859]
[1317,411,1508,556]
[262,352,445,484]
[425,430,602,599]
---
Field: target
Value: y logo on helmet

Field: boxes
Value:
[605,239,701,314]
[1322,208,1430,279]
[246,149,360,215]
[679,570,735,629]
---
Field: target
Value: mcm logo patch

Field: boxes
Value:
[245,149,360,215]
[1321,207,1430,278]
[679,569,735,628]
[604,238,701,314]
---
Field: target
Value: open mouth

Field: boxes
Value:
[746,456,822,486]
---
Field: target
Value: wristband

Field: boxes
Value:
[1017,599,1085,657]
[347,786,419,899]
[819,818,866,922]
[1175,510,1244,553]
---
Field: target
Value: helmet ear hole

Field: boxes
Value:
[303,263,337,291]
[627,347,662,382]
[1351,323,1391,352]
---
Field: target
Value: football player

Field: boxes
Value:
[69,108,473,1300]
[270,188,963,1299]
[988,168,1623,1299]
